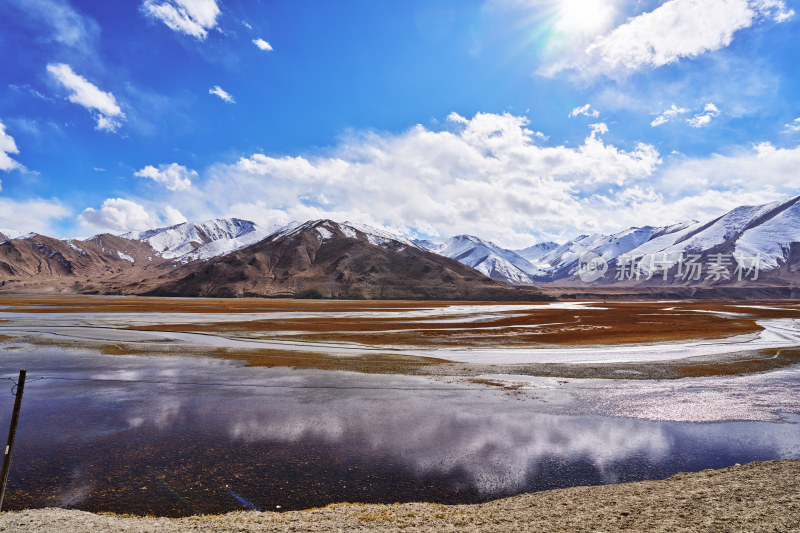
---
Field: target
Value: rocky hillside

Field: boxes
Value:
[147,220,549,300]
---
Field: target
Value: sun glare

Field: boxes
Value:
[556,0,616,35]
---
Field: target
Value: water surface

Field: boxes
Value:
[0,345,798,517]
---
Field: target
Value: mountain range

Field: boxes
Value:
[414,235,545,286]
[1,196,799,298]
[533,196,800,288]
[122,218,279,264]
[420,197,800,291]
[0,219,546,300]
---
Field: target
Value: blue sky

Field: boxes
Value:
[1,0,799,247]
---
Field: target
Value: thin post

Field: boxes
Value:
[0,369,26,511]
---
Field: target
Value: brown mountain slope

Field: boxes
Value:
[0,233,168,293]
[146,220,551,300]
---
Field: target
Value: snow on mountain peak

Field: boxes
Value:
[622,196,800,272]
[514,241,560,262]
[123,218,275,262]
[416,234,541,285]
[266,219,419,251]
[110,194,800,285]
[0,229,27,242]
[733,197,800,269]
[530,221,705,280]
[339,220,419,249]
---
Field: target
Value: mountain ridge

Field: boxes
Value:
[1,196,799,297]
[146,220,547,300]
[122,218,281,263]
[415,235,541,285]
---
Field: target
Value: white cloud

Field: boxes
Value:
[105,110,800,247]
[253,38,273,51]
[588,122,609,137]
[588,0,752,71]
[163,205,188,225]
[650,104,689,127]
[209,85,235,103]
[686,102,720,128]
[661,141,800,193]
[78,199,190,234]
[181,112,661,247]
[78,198,160,233]
[141,0,220,40]
[649,103,719,128]
[135,163,195,191]
[544,0,794,77]
[9,84,55,103]
[785,117,800,133]
[0,121,22,172]
[5,0,100,57]
[687,116,712,128]
[446,112,469,124]
[47,63,125,132]
[752,0,795,21]
[575,140,800,233]
[569,104,600,118]
[0,197,71,236]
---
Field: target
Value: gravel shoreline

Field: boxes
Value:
[1,459,798,532]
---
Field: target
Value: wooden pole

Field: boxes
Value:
[0,369,26,511]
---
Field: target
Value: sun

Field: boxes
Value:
[556,0,617,36]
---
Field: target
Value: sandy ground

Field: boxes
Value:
[1,460,798,532]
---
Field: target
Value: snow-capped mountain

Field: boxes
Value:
[120,218,419,264]
[123,218,278,263]
[518,196,800,286]
[531,221,701,281]
[621,197,800,270]
[408,197,800,286]
[614,196,800,275]
[733,197,800,269]
[0,229,27,242]
[3,196,800,296]
[415,235,541,285]
[148,219,545,300]
[277,219,420,251]
[532,233,610,277]
[514,242,560,262]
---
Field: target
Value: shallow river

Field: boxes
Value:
[0,344,798,517]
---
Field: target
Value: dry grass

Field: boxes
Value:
[5,296,800,378]
[674,347,800,377]
[10,335,446,374]
[122,300,800,348]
